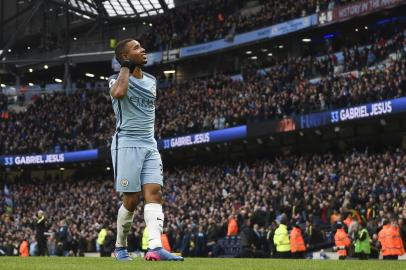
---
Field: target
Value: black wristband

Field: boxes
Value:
[120,60,136,73]
[120,60,131,69]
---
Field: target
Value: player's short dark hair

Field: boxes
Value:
[115,39,133,61]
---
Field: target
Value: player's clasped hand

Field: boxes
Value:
[116,57,137,73]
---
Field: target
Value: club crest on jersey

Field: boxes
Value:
[120,179,129,187]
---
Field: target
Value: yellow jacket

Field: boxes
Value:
[97,228,107,246]
[273,224,291,252]
[142,227,149,251]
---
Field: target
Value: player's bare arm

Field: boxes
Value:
[110,67,130,99]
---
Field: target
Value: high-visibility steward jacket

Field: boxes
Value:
[391,225,405,256]
[378,224,404,256]
[227,218,238,236]
[334,228,350,257]
[273,224,290,252]
[142,227,149,251]
[290,227,306,253]
[378,224,399,256]
[354,228,371,254]
[161,233,171,252]
[97,228,107,246]
[19,240,29,257]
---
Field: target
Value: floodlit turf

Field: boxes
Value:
[0,257,405,270]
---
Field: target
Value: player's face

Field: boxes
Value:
[125,40,147,66]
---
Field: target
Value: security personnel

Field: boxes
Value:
[19,238,29,257]
[142,227,149,251]
[290,222,306,258]
[142,226,169,252]
[391,221,405,257]
[161,233,171,252]
[227,215,238,236]
[334,222,350,259]
[378,219,402,260]
[354,222,371,259]
[273,215,290,258]
[97,223,107,256]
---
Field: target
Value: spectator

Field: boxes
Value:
[56,220,69,256]
[206,218,222,257]
[194,226,207,257]
[103,229,115,257]
[238,215,256,257]
[29,235,38,256]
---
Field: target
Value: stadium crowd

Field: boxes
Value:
[0,23,405,155]
[152,25,406,137]
[141,0,360,51]
[0,90,114,155]
[0,148,405,257]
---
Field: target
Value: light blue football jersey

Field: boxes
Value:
[109,72,157,150]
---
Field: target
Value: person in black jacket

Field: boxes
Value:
[206,218,222,257]
[238,216,265,258]
[238,216,255,258]
[56,219,69,256]
[36,210,47,256]
[103,230,116,257]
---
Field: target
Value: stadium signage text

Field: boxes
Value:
[318,0,406,25]
[158,125,247,150]
[331,101,392,123]
[1,149,98,167]
[14,154,64,165]
[300,97,406,129]
[336,0,405,20]
[3,154,64,166]
[166,133,210,148]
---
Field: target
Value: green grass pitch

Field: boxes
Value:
[0,257,405,270]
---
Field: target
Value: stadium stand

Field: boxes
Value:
[1,22,405,154]
[1,148,405,257]
[141,0,361,50]
[0,90,114,155]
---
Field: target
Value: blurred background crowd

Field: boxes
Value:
[1,147,405,257]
